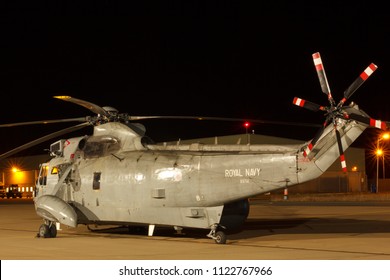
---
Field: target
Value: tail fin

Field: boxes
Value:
[304,104,368,172]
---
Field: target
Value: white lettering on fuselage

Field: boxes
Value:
[224,168,261,177]
[225,169,243,177]
[245,168,261,176]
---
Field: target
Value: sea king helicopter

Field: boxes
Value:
[0,52,388,244]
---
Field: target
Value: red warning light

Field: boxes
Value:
[244,122,250,128]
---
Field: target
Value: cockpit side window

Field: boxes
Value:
[38,165,48,185]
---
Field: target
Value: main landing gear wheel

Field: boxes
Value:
[207,224,227,244]
[38,221,57,238]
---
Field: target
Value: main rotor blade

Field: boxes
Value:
[0,122,91,160]
[338,63,378,107]
[51,95,320,128]
[54,96,109,117]
[312,52,336,107]
[0,117,88,128]
[293,97,326,112]
[127,115,321,128]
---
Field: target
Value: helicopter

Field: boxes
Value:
[0,52,388,244]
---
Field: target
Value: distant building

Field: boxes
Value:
[0,154,51,198]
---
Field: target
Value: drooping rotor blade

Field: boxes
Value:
[0,117,88,128]
[51,95,321,128]
[335,126,347,173]
[0,122,91,161]
[127,115,321,128]
[293,97,326,112]
[312,52,336,107]
[347,113,388,130]
[337,63,378,107]
[54,96,109,117]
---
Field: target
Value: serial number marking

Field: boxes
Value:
[225,168,261,177]
[240,179,250,184]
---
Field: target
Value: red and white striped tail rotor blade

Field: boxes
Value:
[302,119,329,157]
[303,134,316,157]
[338,63,378,106]
[335,127,347,173]
[370,119,388,130]
[312,52,335,106]
[339,154,347,173]
[347,113,388,130]
[303,143,313,157]
[293,97,325,112]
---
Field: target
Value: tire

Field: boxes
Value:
[214,231,227,244]
[39,224,50,238]
[49,224,57,238]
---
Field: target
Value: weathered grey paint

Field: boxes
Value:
[34,107,367,231]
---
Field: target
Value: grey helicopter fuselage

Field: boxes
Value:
[34,104,367,235]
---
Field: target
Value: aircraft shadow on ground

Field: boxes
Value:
[227,217,390,241]
[81,216,390,242]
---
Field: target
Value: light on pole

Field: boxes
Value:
[376,132,390,193]
[244,122,250,145]
[382,133,389,179]
[376,148,383,193]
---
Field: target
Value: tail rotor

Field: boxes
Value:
[293,52,382,172]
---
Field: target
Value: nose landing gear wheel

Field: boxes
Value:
[49,223,57,238]
[38,224,50,238]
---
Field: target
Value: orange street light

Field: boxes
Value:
[12,167,20,173]
[376,132,390,193]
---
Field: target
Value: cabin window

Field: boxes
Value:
[51,167,59,175]
[93,172,101,190]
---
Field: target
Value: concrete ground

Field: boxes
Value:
[2,198,390,260]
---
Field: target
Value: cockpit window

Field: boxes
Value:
[82,136,120,158]
[38,165,48,185]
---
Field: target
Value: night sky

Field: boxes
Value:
[1,2,389,176]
